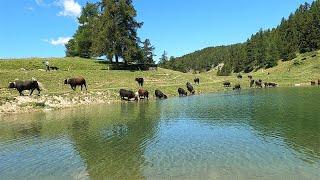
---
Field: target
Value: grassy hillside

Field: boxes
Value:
[0,57,234,111]
[0,52,319,113]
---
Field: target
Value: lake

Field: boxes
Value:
[0,87,319,179]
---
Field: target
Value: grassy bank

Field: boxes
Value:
[0,51,319,114]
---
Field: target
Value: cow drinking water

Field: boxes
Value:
[64,77,87,91]
[8,80,41,96]
[178,88,188,96]
[155,90,167,99]
[119,89,138,101]
[255,80,263,88]
[138,89,149,100]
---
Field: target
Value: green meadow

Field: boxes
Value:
[0,51,319,112]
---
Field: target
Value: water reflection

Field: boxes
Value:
[68,101,161,179]
[0,88,319,179]
[247,88,320,162]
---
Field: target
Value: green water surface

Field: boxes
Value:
[0,87,319,179]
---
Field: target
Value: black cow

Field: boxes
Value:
[194,78,200,85]
[119,89,138,101]
[186,82,195,95]
[233,84,241,90]
[178,88,188,96]
[138,89,149,99]
[64,77,87,91]
[255,80,263,88]
[250,79,255,88]
[135,78,144,87]
[311,81,316,86]
[8,80,41,96]
[237,74,243,79]
[223,81,231,87]
[49,66,59,71]
[264,82,278,88]
[155,90,168,99]
[318,79,320,85]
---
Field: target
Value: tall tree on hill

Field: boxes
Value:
[66,3,99,58]
[92,0,143,64]
[159,51,168,65]
[140,39,155,64]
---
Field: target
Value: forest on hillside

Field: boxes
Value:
[160,1,320,74]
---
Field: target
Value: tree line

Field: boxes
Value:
[159,1,320,74]
[65,0,155,65]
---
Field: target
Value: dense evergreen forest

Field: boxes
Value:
[160,1,320,74]
[65,0,155,65]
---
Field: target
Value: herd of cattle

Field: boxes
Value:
[7,74,320,101]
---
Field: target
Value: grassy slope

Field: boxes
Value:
[0,51,319,108]
[0,57,231,103]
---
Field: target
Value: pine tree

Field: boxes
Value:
[65,3,99,58]
[141,39,155,64]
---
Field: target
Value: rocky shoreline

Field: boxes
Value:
[0,91,118,115]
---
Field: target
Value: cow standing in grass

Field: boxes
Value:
[233,84,241,90]
[8,80,41,96]
[194,78,200,85]
[223,81,231,87]
[135,78,144,87]
[250,80,255,88]
[186,82,195,95]
[64,77,87,91]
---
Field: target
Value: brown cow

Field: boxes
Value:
[138,89,149,99]
[64,77,87,91]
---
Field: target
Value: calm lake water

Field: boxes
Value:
[0,87,319,179]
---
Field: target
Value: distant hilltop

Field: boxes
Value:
[160,1,320,74]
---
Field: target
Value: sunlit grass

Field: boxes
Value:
[0,51,319,105]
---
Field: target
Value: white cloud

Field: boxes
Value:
[57,0,81,18]
[25,7,35,11]
[46,37,72,46]
[35,0,44,5]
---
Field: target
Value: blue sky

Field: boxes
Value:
[0,0,314,60]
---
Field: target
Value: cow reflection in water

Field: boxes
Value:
[69,102,160,179]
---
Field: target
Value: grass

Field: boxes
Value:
[0,51,319,112]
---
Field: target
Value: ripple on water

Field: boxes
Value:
[0,87,319,179]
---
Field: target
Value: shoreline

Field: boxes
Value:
[0,83,316,116]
